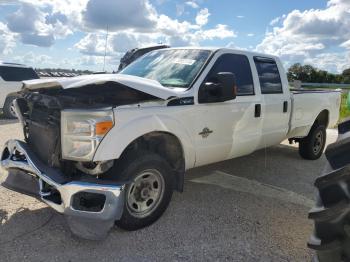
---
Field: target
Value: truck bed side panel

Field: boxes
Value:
[288,90,341,138]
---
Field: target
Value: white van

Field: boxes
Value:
[0,62,39,118]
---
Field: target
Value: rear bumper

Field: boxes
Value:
[0,139,125,239]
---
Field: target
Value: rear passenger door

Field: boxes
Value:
[254,57,290,147]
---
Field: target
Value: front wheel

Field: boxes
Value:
[115,152,175,231]
[299,124,326,160]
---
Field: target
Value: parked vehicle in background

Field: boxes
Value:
[118,45,170,71]
[0,47,342,239]
[0,62,39,118]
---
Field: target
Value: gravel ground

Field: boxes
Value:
[0,120,338,262]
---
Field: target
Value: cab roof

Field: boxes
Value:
[163,46,279,60]
[0,62,31,68]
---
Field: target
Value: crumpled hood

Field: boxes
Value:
[22,74,180,100]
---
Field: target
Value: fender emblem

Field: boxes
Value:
[199,127,213,138]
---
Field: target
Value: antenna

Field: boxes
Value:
[103,25,109,72]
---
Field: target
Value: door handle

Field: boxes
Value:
[255,104,261,118]
[283,101,288,113]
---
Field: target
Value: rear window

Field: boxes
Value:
[254,57,283,94]
[0,66,39,82]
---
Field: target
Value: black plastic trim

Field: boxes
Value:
[167,97,194,106]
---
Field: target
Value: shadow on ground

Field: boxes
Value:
[187,144,323,199]
[0,207,56,244]
[0,119,18,126]
[0,144,317,261]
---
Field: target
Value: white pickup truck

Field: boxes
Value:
[0,47,341,239]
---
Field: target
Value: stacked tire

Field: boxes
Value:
[308,120,350,261]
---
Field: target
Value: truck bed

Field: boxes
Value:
[287,89,341,138]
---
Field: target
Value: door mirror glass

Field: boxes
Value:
[199,72,237,103]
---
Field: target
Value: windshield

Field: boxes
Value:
[120,49,212,88]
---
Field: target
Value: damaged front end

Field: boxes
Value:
[0,77,164,239]
[1,140,124,239]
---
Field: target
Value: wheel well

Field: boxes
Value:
[314,110,329,128]
[119,132,185,192]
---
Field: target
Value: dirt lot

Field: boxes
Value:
[0,120,338,262]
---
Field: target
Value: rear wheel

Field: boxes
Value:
[3,96,17,119]
[115,151,175,231]
[299,124,326,160]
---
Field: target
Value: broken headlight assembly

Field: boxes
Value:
[61,109,114,161]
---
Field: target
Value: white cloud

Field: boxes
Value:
[1,0,236,68]
[176,4,185,16]
[185,1,199,9]
[13,51,53,66]
[83,0,157,31]
[340,40,350,49]
[226,42,248,51]
[0,22,16,55]
[269,15,286,26]
[304,52,350,73]
[195,24,236,41]
[75,31,161,58]
[247,33,254,37]
[256,0,350,72]
[75,33,112,56]
[195,8,210,26]
[17,0,88,28]
[75,20,236,57]
[110,32,158,52]
[5,1,73,47]
[236,15,244,19]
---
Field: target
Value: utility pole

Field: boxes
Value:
[103,25,109,72]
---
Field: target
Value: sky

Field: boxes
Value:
[0,0,349,73]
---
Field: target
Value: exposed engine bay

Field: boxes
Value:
[15,81,160,177]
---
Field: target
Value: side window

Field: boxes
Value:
[254,57,283,94]
[0,66,39,82]
[206,54,254,96]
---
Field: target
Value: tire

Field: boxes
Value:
[115,151,175,231]
[308,120,350,261]
[308,167,350,262]
[3,96,17,119]
[299,124,326,160]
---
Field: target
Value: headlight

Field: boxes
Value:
[61,109,114,161]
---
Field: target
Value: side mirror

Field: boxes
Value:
[199,72,237,103]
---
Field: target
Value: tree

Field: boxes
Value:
[287,63,350,84]
[287,63,316,82]
[342,68,350,84]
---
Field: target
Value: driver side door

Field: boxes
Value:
[194,53,263,167]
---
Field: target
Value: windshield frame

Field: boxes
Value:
[120,48,215,90]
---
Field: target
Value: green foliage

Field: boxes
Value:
[287,63,350,84]
[340,92,350,122]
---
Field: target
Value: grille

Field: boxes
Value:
[26,107,61,168]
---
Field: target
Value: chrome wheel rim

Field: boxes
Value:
[9,101,17,118]
[126,169,165,218]
[313,131,324,155]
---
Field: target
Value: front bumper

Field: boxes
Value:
[0,139,125,239]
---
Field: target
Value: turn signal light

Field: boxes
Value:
[95,121,113,136]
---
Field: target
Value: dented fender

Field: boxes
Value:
[93,107,196,170]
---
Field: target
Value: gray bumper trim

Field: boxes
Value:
[0,139,125,223]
